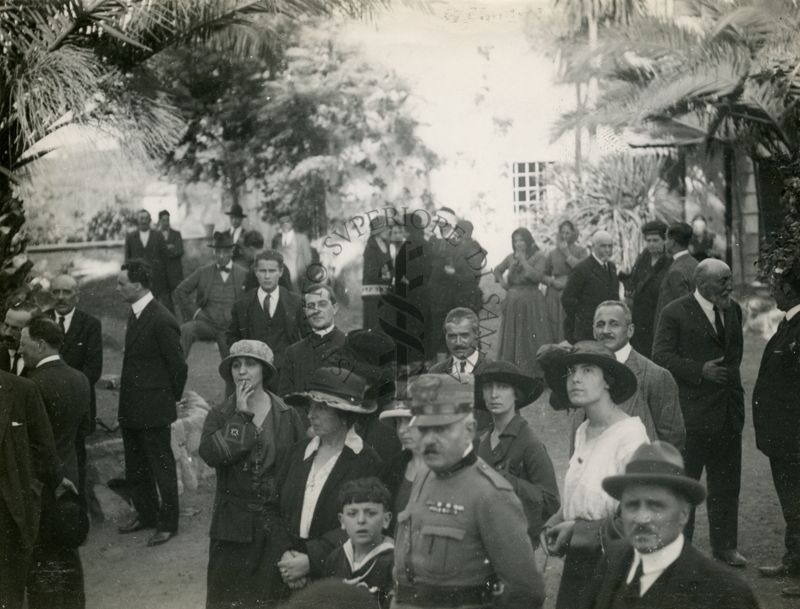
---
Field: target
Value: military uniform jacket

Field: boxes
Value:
[753,313,800,457]
[394,452,544,609]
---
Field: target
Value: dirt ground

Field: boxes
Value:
[80,319,797,609]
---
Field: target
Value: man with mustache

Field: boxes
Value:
[0,304,38,375]
[653,259,746,567]
[392,374,544,609]
[581,441,757,609]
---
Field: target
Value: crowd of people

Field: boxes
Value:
[1,204,798,609]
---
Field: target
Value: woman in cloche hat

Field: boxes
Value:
[474,361,560,549]
[537,341,650,609]
[277,368,382,591]
[198,340,306,609]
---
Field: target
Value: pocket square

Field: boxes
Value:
[11,421,23,427]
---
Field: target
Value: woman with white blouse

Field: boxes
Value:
[277,368,382,591]
[538,341,649,609]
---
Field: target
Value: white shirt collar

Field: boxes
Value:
[341,538,395,573]
[36,354,61,368]
[304,426,364,460]
[614,342,633,363]
[257,286,280,309]
[693,289,715,314]
[139,229,150,236]
[592,253,609,267]
[452,349,479,378]
[56,308,76,332]
[785,303,800,321]
[628,534,684,595]
[131,292,154,318]
[313,325,335,338]
[673,249,689,260]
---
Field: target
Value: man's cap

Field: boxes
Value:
[667,222,693,241]
[537,340,638,406]
[603,441,707,505]
[208,231,235,249]
[474,360,544,410]
[408,374,474,427]
[641,220,667,237]
[225,203,247,218]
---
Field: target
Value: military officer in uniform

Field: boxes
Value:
[393,374,545,609]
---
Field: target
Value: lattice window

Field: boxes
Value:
[512,161,552,223]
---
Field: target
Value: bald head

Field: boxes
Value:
[695,259,733,308]
[52,273,79,316]
[592,230,614,263]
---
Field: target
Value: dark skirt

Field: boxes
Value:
[206,529,287,609]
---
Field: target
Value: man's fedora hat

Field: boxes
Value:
[538,340,638,405]
[225,203,247,218]
[218,340,277,386]
[408,374,474,427]
[474,360,544,410]
[285,367,375,414]
[603,441,707,505]
[208,231,235,249]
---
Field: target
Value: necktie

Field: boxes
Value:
[624,560,644,601]
[459,360,467,373]
[11,352,21,375]
[713,306,725,341]
[264,292,272,320]
[57,315,66,334]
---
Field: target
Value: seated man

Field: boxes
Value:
[174,232,249,360]
[583,441,758,609]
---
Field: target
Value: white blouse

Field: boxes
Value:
[562,417,649,521]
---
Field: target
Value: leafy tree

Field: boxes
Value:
[0,0,387,307]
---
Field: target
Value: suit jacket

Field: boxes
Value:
[276,327,347,396]
[160,228,184,291]
[226,287,307,366]
[652,294,744,435]
[124,229,168,296]
[655,253,698,323]
[0,370,61,554]
[583,539,759,609]
[174,262,249,325]
[198,392,306,543]
[753,313,800,457]
[429,353,492,432]
[624,251,671,357]
[25,359,90,485]
[562,256,620,343]
[48,308,102,431]
[0,348,26,376]
[119,298,188,429]
[278,439,382,577]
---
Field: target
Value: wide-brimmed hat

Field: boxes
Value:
[41,489,89,548]
[218,340,277,386]
[285,367,375,414]
[538,340,637,405]
[408,374,473,427]
[603,441,707,505]
[474,361,544,410]
[225,203,247,218]
[208,231,235,249]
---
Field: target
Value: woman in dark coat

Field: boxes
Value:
[277,368,382,590]
[199,340,307,609]
[475,361,560,549]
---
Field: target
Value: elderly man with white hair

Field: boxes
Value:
[561,230,620,343]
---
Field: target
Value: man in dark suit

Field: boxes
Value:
[622,220,671,357]
[116,259,187,547]
[652,259,747,567]
[227,250,306,372]
[277,283,346,397]
[124,209,170,311]
[174,231,249,360]
[20,316,90,609]
[0,304,37,375]
[156,210,184,312]
[562,230,620,343]
[223,202,248,264]
[582,441,758,609]
[428,307,492,434]
[753,263,800,596]
[49,273,102,510]
[654,222,698,323]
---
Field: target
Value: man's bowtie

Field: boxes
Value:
[218,265,232,272]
